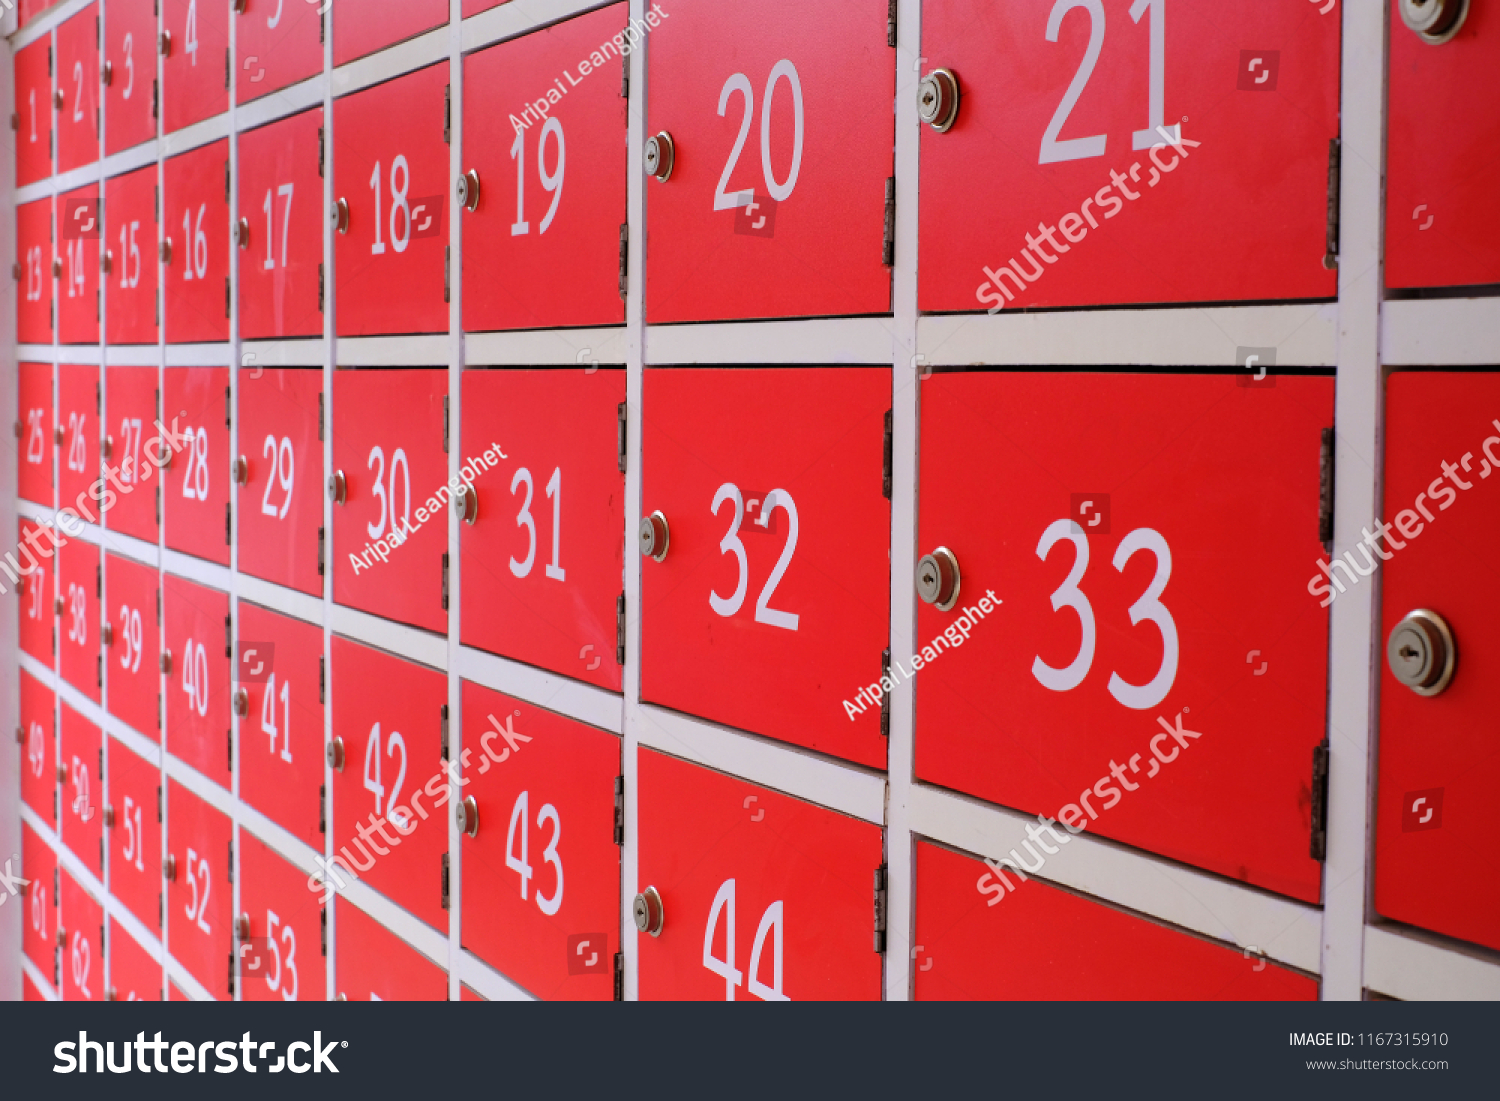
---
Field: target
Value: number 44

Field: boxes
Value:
[703,878,788,1001]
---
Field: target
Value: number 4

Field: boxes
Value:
[703,878,788,1001]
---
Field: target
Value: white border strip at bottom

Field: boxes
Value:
[1363,924,1500,1001]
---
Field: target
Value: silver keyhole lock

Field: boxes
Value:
[916,547,961,611]
[159,237,173,265]
[639,511,670,561]
[331,198,350,235]
[454,484,479,525]
[232,689,249,717]
[1400,0,1469,43]
[456,169,481,212]
[917,68,961,133]
[456,795,479,838]
[633,886,665,937]
[329,470,347,504]
[326,737,345,771]
[1387,609,1456,697]
[232,455,249,486]
[235,218,251,250]
[643,132,676,182]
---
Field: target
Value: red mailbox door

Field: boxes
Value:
[334,897,447,1000]
[103,366,159,543]
[1375,372,1500,952]
[914,841,1316,1000]
[637,748,883,1000]
[17,201,53,345]
[60,704,103,877]
[163,367,230,565]
[58,187,102,345]
[104,0,158,155]
[163,141,229,343]
[461,3,628,332]
[331,369,448,632]
[920,1,1339,311]
[238,602,325,849]
[109,919,163,999]
[330,636,447,929]
[238,109,324,339]
[105,167,160,345]
[20,671,55,824]
[916,372,1332,904]
[164,574,231,789]
[332,0,447,67]
[332,64,450,336]
[23,823,57,977]
[1386,6,1499,290]
[235,0,323,103]
[641,367,890,768]
[645,0,894,324]
[57,5,101,173]
[161,0,228,133]
[18,360,52,506]
[15,38,52,186]
[238,831,327,1002]
[104,552,160,738]
[107,735,163,932]
[460,682,621,1001]
[237,366,323,595]
[17,520,54,665]
[165,779,232,1000]
[461,369,623,692]
[58,365,100,513]
[60,868,105,1001]
[58,541,101,704]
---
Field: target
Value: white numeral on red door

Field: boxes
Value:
[27,722,44,779]
[70,756,91,819]
[363,723,409,829]
[261,674,292,763]
[709,483,799,630]
[262,909,299,1001]
[260,436,295,519]
[118,605,143,672]
[70,930,92,998]
[262,184,294,270]
[24,408,45,463]
[714,61,805,211]
[179,426,210,501]
[508,466,565,581]
[703,878,787,1002]
[66,584,88,645]
[369,157,414,256]
[183,847,212,934]
[65,412,87,472]
[180,638,209,717]
[179,205,209,281]
[510,119,565,237]
[504,790,563,916]
[121,796,145,872]
[366,445,412,540]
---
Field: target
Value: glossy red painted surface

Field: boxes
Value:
[57,541,101,703]
[14,38,52,186]
[17,201,53,345]
[59,703,102,877]
[20,670,55,825]
[335,898,447,1001]
[104,167,160,345]
[163,574,232,788]
[238,109,324,339]
[56,5,101,173]
[17,360,52,506]
[104,552,160,738]
[17,519,55,666]
[109,918,164,1000]
[106,735,163,932]
[163,140,230,343]
[235,0,323,104]
[102,366,160,541]
[165,779,233,1000]
[332,0,447,68]
[104,0,158,156]
[57,188,101,344]
[236,366,324,595]
[57,365,99,512]
[161,0,228,133]
[60,867,104,1001]
[162,367,230,565]
[238,831,327,1003]
[22,822,58,977]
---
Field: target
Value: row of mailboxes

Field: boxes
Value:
[16,1,1497,325]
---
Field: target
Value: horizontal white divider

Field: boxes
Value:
[165,343,233,367]
[237,573,325,628]
[103,345,162,367]
[52,160,103,197]
[21,956,58,1000]
[637,704,887,825]
[331,27,450,98]
[163,549,234,593]
[102,141,162,183]
[16,344,54,362]
[100,529,161,569]
[456,645,622,735]
[334,879,450,982]
[16,498,52,526]
[909,781,1323,975]
[55,346,102,365]
[455,949,536,1002]
[237,77,328,133]
[461,0,615,53]
[55,679,162,771]
[1382,297,1500,367]
[918,302,1338,367]
[465,326,629,368]
[238,339,326,369]
[335,335,451,367]
[162,113,234,160]
[329,604,448,671]
[165,954,215,1001]
[237,801,323,881]
[646,317,898,366]
[162,755,235,821]
[8,0,92,46]
[1364,924,1500,1001]
[18,650,58,689]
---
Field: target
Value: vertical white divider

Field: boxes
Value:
[320,0,337,1002]
[446,0,463,1002]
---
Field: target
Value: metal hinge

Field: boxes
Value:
[157,784,163,822]
[157,586,162,624]
[443,396,450,453]
[318,127,324,177]
[621,31,630,99]
[99,747,104,780]
[225,159,230,203]
[1318,426,1335,551]
[441,553,450,611]
[1310,739,1330,862]
[440,704,450,762]
[159,893,163,928]
[873,865,888,953]
[617,402,627,474]
[97,564,102,598]
[444,246,450,304]
[96,381,101,415]
[318,393,325,441]
[225,613,232,658]
[440,853,450,910]
[319,656,326,703]
[320,908,328,955]
[887,0,898,46]
[318,781,327,834]
[318,526,326,576]
[152,79,158,120]
[228,838,234,883]
[882,409,893,499]
[318,262,324,312]
[1323,138,1341,271]
[613,775,625,846]
[225,501,231,544]
[616,593,626,665]
[155,485,160,524]
[229,953,235,996]
[617,224,629,300]
[882,178,896,267]
[613,952,624,1001]
[98,654,103,688]
[228,728,233,772]
[319,8,325,44]
[225,46,230,91]
[225,276,231,318]
[879,648,891,738]
[49,45,53,76]
[443,84,452,144]
[225,384,232,428]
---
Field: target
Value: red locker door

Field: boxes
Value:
[58,540,101,704]
[238,831,327,1002]
[107,734,163,932]
[20,670,55,825]
[14,38,52,186]
[104,0,158,156]
[335,898,447,1000]
[18,361,52,506]
[637,748,883,1000]
[330,636,447,929]
[58,365,100,514]
[165,779,232,999]
[22,822,57,977]
[460,369,623,692]
[60,868,104,1001]
[103,366,159,542]
[56,5,102,173]
[237,366,323,595]
[104,552,160,738]
[916,372,1332,903]
[161,0,228,133]
[1386,4,1498,290]
[920,1,1339,311]
[109,919,163,999]
[238,109,324,339]
[1375,372,1500,952]
[914,841,1317,1000]
[163,367,230,565]
[235,0,322,103]
[16,200,53,345]
[331,369,448,632]
[461,3,629,332]
[17,519,54,665]
[644,0,894,324]
[640,367,890,768]
[332,64,449,336]
[461,0,509,18]
[105,167,160,345]
[163,141,229,343]
[332,0,447,67]
[163,574,231,788]
[60,704,103,877]
[23,973,47,1000]
[238,602,325,849]
[460,682,621,1000]
[58,187,101,345]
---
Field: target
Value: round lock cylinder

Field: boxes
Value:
[329,470,347,504]
[326,737,345,771]
[164,854,178,881]
[1387,609,1456,697]
[456,795,479,838]
[457,170,481,212]
[103,805,116,828]
[54,89,65,110]
[454,484,478,525]
[643,132,676,182]
[160,650,173,674]
[101,251,113,276]
[53,424,65,445]
[160,238,173,265]
[1400,0,1469,43]
[57,763,68,783]
[232,688,249,717]
[331,198,350,235]
[639,511,670,561]
[102,623,114,646]
[102,435,113,459]
[918,69,961,132]
[916,547,961,611]
[159,30,172,56]
[236,218,250,249]
[51,257,62,279]
[102,61,113,87]
[633,886,665,936]
[235,914,250,939]
[233,456,249,486]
